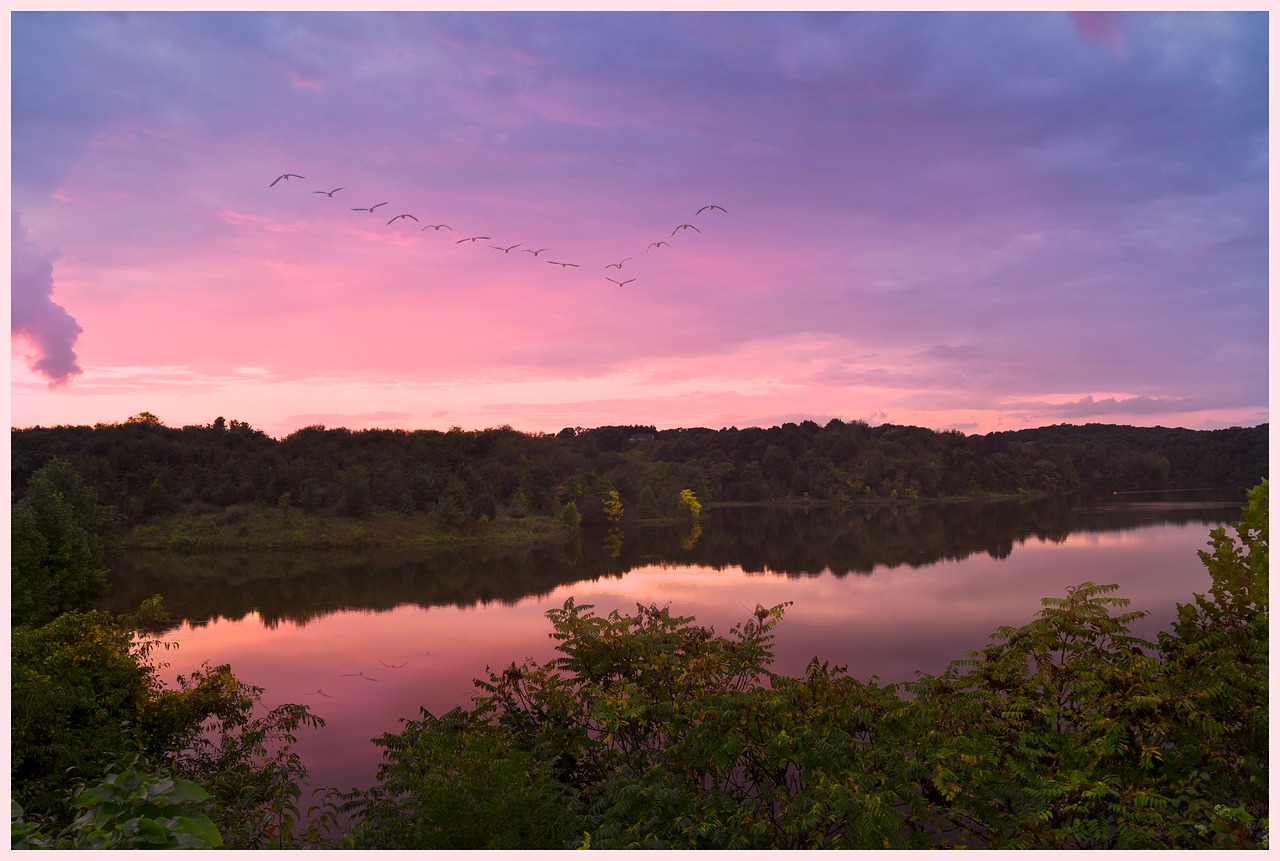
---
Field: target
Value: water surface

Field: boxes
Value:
[104,496,1240,796]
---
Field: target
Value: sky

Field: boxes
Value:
[9,10,1271,439]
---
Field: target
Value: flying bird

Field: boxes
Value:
[491,243,521,253]
[522,248,549,256]
[377,659,408,669]
[352,202,389,213]
[546,260,579,268]
[269,173,305,187]
[341,671,379,682]
[605,257,633,269]
[607,277,636,287]
[387,213,419,224]
[696,204,728,214]
[306,689,335,698]
[647,241,670,252]
[313,187,344,197]
[671,224,701,235]
[421,224,453,231]
[455,236,491,244]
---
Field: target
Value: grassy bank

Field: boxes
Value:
[124,506,571,551]
[122,492,1051,552]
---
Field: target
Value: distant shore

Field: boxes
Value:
[121,493,1043,552]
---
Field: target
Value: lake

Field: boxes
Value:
[100,493,1244,800]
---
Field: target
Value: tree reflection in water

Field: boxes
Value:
[105,495,1241,808]
[101,496,1242,632]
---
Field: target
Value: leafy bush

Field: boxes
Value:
[12,770,222,849]
[10,598,330,848]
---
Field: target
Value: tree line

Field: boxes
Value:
[10,414,1268,528]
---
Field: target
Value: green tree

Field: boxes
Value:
[1156,480,1268,846]
[602,489,624,524]
[339,465,372,518]
[558,501,582,529]
[125,411,162,426]
[636,485,659,517]
[11,457,119,626]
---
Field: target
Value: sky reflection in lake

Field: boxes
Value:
[153,519,1216,795]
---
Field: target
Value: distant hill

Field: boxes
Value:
[11,418,1267,526]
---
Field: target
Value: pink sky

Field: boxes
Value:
[10,11,1269,438]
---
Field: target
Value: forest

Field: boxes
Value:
[10,414,1269,532]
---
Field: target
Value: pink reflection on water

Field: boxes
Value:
[154,522,1212,795]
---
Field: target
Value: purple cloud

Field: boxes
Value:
[1069,12,1127,57]
[11,212,83,386]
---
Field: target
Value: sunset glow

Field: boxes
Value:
[10,11,1268,437]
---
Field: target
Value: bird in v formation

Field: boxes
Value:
[271,173,729,286]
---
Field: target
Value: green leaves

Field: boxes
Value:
[11,770,223,850]
[345,708,581,849]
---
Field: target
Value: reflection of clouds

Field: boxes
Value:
[1052,531,1146,548]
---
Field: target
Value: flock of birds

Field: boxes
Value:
[268,172,729,287]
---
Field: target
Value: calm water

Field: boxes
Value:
[101,494,1242,797]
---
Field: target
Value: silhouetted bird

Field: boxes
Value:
[671,224,701,235]
[522,248,549,256]
[387,213,419,224]
[607,277,636,287]
[352,202,389,213]
[314,187,344,197]
[605,257,633,269]
[377,659,408,669]
[421,224,453,231]
[455,236,491,244]
[492,243,521,253]
[547,260,579,268]
[696,204,728,214]
[269,173,305,187]
[647,241,670,252]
